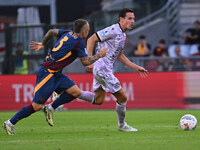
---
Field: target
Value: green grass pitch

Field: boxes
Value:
[0,109,200,150]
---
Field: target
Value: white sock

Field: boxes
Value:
[48,104,54,111]
[78,91,95,104]
[116,102,127,126]
[7,120,14,126]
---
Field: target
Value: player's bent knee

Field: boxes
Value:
[117,96,127,103]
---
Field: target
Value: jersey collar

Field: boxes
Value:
[118,23,125,33]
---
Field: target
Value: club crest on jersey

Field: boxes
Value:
[102,30,109,36]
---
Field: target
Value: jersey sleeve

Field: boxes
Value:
[96,25,116,42]
[77,39,88,58]
[58,29,71,38]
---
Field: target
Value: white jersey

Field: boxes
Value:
[94,23,126,73]
[93,23,126,93]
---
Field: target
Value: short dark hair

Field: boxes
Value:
[194,20,200,25]
[17,42,22,46]
[159,39,166,44]
[73,19,88,33]
[139,35,146,39]
[119,8,133,18]
[173,41,179,44]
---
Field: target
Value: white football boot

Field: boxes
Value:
[118,122,138,132]
[2,121,15,135]
[42,105,54,126]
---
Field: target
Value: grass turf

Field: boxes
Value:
[0,109,200,150]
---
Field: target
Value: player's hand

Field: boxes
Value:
[86,64,93,72]
[136,66,148,78]
[99,47,107,57]
[29,41,44,51]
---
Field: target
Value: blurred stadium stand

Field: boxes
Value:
[0,0,200,74]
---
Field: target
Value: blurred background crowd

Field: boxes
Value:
[0,0,199,74]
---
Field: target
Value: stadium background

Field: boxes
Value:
[0,0,199,110]
[1,1,200,150]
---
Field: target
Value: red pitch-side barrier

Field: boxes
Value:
[0,72,189,110]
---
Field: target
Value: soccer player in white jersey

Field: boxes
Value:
[86,8,148,131]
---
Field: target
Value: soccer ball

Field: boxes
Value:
[180,114,197,130]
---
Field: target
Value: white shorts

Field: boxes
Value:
[93,67,121,93]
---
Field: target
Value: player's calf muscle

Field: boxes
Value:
[66,85,82,98]
[32,103,43,111]
[94,100,104,105]
[94,95,105,105]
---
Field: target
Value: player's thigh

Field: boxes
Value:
[94,87,106,105]
[112,88,127,103]
[93,69,121,94]
[65,85,81,98]
[57,74,79,97]
[33,67,57,104]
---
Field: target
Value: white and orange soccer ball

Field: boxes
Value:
[180,114,197,130]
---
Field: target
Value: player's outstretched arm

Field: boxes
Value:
[29,29,59,51]
[80,47,107,66]
[117,50,148,78]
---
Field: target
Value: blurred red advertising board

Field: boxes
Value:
[0,72,189,111]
